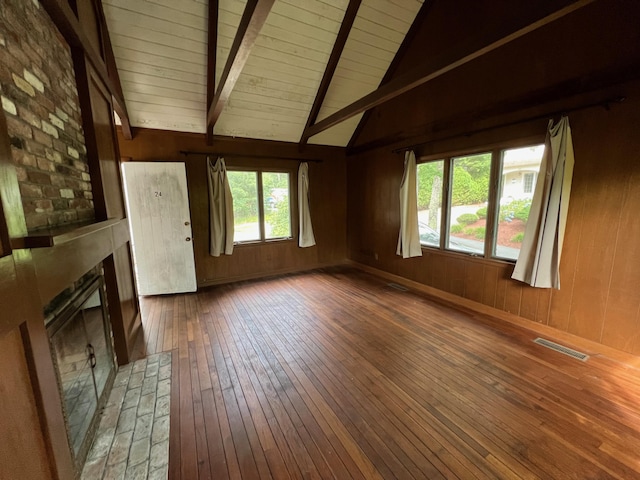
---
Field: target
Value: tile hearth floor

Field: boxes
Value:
[82,352,171,480]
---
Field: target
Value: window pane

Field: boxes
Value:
[495,145,545,260]
[227,171,260,242]
[447,153,492,254]
[417,160,444,247]
[263,172,291,239]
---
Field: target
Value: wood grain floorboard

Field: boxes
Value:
[138,267,640,479]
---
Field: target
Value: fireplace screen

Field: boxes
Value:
[46,274,116,466]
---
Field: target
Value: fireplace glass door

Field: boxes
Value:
[47,276,116,465]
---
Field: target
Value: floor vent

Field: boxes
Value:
[533,338,589,362]
[388,283,409,292]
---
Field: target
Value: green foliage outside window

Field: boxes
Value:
[451,154,491,206]
[499,199,532,222]
[228,171,258,223]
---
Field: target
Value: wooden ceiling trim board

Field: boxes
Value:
[122,82,206,102]
[249,37,334,68]
[115,54,206,79]
[232,81,316,101]
[278,0,346,22]
[207,0,218,144]
[94,0,133,139]
[120,71,206,92]
[126,101,204,118]
[239,60,327,83]
[207,0,276,128]
[114,50,206,72]
[135,0,207,16]
[259,11,346,43]
[103,0,207,29]
[239,50,326,79]
[306,0,595,141]
[40,0,132,141]
[126,92,204,111]
[358,3,413,31]
[268,2,347,30]
[299,0,362,148]
[104,9,207,42]
[110,36,207,65]
[106,22,206,51]
[230,91,314,111]
[347,0,432,149]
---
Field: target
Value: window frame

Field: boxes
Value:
[416,136,544,263]
[416,159,446,249]
[227,166,296,245]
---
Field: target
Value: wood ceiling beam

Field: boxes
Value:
[40,0,133,140]
[206,0,275,129]
[206,0,219,145]
[303,0,596,142]
[299,0,362,149]
[346,0,432,151]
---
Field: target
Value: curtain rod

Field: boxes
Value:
[392,95,626,154]
[179,150,323,163]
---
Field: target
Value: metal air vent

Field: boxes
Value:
[533,337,589,361]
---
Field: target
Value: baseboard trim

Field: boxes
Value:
[348,260,640,369]
[197,261,348,289]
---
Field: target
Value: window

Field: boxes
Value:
[448,152,491,255]
[523,172,535,193]
[495,145,544,260]
[416,143,544,262]
[227,170,292,243]
[417,160,444,247]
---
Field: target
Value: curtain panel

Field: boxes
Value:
[512,116,575,288]
[207,157,234,257]
[397,150,423,258]
[298,162,316,247]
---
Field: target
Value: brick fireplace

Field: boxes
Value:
[0,0,94,230]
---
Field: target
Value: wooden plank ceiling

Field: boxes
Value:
[102,0,424,146]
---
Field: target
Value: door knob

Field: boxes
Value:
[186,237,191,242]
[184,221,190,226]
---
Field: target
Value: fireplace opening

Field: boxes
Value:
[45,270,117,470]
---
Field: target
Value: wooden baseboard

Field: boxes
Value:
[197,261,348,289]
[349,261,640,370]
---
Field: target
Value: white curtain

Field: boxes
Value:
[512,116,575,288]
[207,156,234,256]
[396,150,423,258]
[298,162,316,247]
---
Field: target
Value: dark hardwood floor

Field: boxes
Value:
[135,267,640,479]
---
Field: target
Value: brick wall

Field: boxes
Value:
[0,0,94,230]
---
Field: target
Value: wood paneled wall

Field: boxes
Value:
[0,329,52,480]
[348,85,640,355]
[117,129,348,285]
[347,0,640,356]
[352,0,640,153]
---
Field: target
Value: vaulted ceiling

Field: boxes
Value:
[102,0,425,147]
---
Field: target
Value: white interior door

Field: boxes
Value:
[122,162,196,295]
